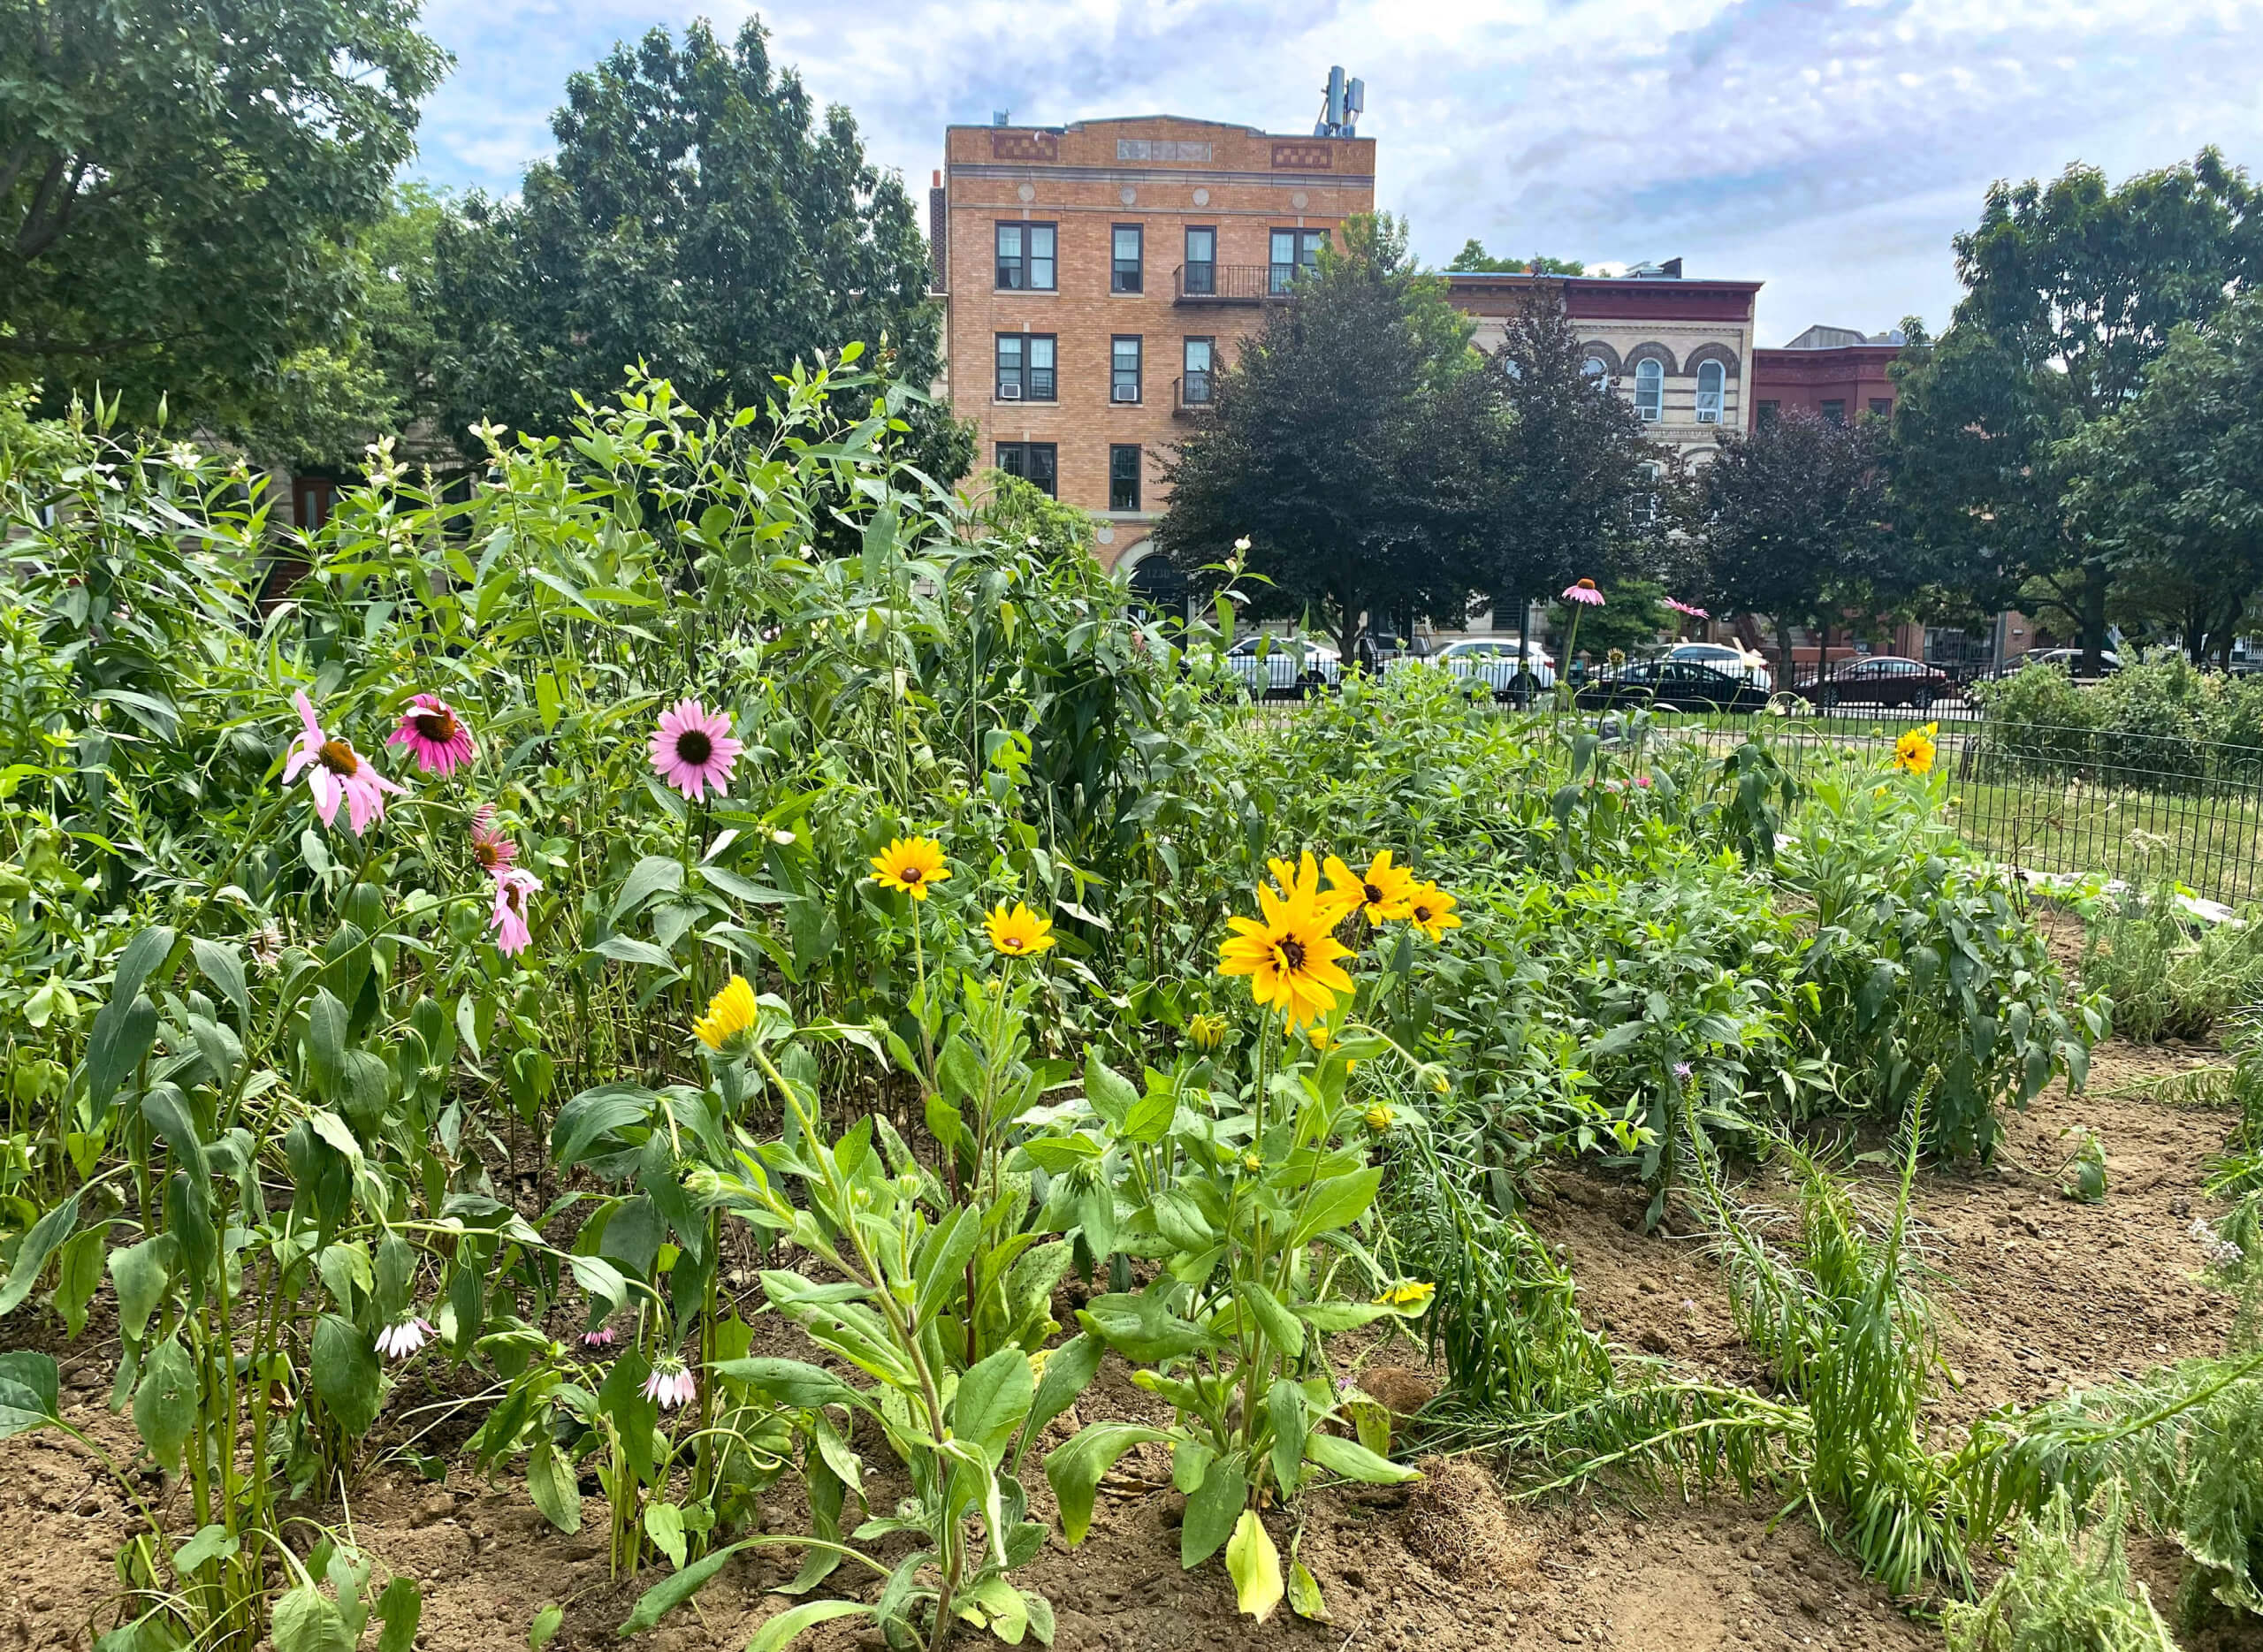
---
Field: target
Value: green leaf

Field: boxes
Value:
[1182,1456,1246,1568]
[550,1083,654,1169]
[616,1540,752,1634]
[1303,1432,1418,1485]
[1296,1301,1391,1334]
[528,1603,564,1651]
[54,1226,105,1337]
[85,993,156,1116]
[173,1523,239,1573]
[1026,1333,1103,1443]
[1267,1379,1308,1496]
[1044,1421,1172,1544]
[1288,1167,1383,1245]
[374,1577,422,1652]
[611,856,685,923]
[0,1191,81,1316]
[746,1599,868,1652]
[303,988,348,1094]
[189,938,249,1024]
[133,1336,196,1471]
[712,1357,867,1413]
[270,1585,356,1652]
[593,935,679,970]
[950,1347,1033,1465]
[1238,1280,1304,1359]
[0,1351,61,1437]
[1083,1049,1138,1126]
[1288,1559,1330,1622]
[526,1439,582,1534]
[1076,1293,1214,1363]
[1120,1085,1177,1146]
[1225,1510,1284,1621]
[644,1501,687,1570]
[310,1313,382,1436]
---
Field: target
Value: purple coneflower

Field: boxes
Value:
[1665,598,1710,619]
[490,866,542,956]
[282,691,405,834]
[581,1327,616,1350]
[388,694,476,777]
[376,1316,433,1360]
[648,699,742,800]
[1673,1062,1694,1080]
[1560,578,1605,606]
[644,1362,696,1411]
[469,803,517,873]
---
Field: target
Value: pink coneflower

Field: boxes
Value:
[644,1362,696,1411]
[389,694,476,776]
[469,803,517,873]
[282,691,404,834]
[647,700,742,800]
[582,1327,616,1350]
[1634,773,1653,789]
[1665,598,1710,619]
[376,1317,433,1360]
[490,866,542,956]
[1561,579,1605,606]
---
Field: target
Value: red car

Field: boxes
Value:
[1797,656,1954,710]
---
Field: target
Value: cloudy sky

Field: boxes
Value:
[408,0,2263,346]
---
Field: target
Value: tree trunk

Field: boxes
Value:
[2079,561,2110,674]
[1774,617,1799,695]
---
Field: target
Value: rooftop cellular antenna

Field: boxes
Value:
[1314,66,1364,138]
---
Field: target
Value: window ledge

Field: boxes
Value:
[993,287,1060,297]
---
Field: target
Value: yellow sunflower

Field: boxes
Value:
[983,901,1055,956]
[1324,849,1417,924]
[869,836,951,901]
[1401,881,1461,942]
[1361,1103,1395,1132]
[1217,855,1356,1028]
[1893,723,1939,776]
[1263,850,1362,927]
[1373,1280,1436,1311]
[1186,1013,1227,1053]
[694,974,759,1050]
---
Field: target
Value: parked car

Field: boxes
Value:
[1224,635,1341,698]
[1398,637,1557,696]
[1999,647,2122,678]
[1573,658,1772,713]
[1796,655,1954,710]
[1664,641,1772,690]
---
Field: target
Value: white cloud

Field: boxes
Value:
[410,0,2263,343]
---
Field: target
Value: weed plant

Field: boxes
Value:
[1943,1482,2179,1652]
[2082,882,2263,1043]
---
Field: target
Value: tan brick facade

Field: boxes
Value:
[937,117,1376,572]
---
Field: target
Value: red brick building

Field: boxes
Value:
[933,115,1376,574]
[1750,324,1903,427]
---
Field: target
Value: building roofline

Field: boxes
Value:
[1443,270,1764,294]
[944,115,1368,142]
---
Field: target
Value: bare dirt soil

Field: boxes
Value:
[0,1035,2249,1652]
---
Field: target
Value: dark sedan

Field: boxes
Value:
[1796,656,1954,710]
[1573,658,1773,713]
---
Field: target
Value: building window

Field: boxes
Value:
[1634,358,1664,422]
[1112,225,1143,294]
[1868,397,1893,419]
[1580,355,1610,386]
[994,333,1055,401]
[1756,400,1780,430]
[1184,226,1215,296]
[293,476,336,531]
[1182,337,1215,405]
[1269,227,1325,293]
[994,222,1055,290]
[1111,336,1142,403]
[1695,360,1724,423]
[995,443,1057,497]
[1820,399,1847,425]
[1637,461,1662,523]
[1109,445,1141,512]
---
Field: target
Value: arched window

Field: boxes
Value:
[1581,355,1609,385]
[1695,360,1725,423]
[1634,358,1664,422]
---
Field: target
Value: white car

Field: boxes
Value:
[1664,641,1772,690]
[1224,635,1342,697]
[1404,637,1558,696]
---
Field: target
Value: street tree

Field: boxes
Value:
[1891,150,2263,670]
[0,0,447,424]
[1680,409,1894,683]
[1154,214,1501,659]
[429,18,962,478]
[1447,240,1585,277]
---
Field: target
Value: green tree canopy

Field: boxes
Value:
[0,0,447,423]
[1153,214,1501,658]
[430,17,960,477]
[2063,289,2263,666]
[1890,149,2263,668]
[1447,239,1584,277]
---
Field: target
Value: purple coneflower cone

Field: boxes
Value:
[490,867,542,955]
[1561,580,1605,606]
[282,689,406,833]
[389,693,477,776]
[648,699,744,800]
[469,803,518,872]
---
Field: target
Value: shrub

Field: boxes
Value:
[1943,1482,2178,1652]
[2082,884,2263,1043]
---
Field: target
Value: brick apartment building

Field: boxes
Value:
[932,114,1376,577]
[1750,324,1904,427]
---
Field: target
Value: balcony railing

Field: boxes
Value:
[1174,373,1215,415]
[1174,263,1308,303]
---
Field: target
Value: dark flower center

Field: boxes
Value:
[901,866,924,885]
[318,739,359,777]
[413,707,458,742]
[473,840,505,870]
[1001,934,1024,951]
[1274,935,1308,973]
[1362,882,1384,906]
[1412,903,1433,923]
[674,728,713,766]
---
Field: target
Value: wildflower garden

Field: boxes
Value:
[0,362,2257,1652]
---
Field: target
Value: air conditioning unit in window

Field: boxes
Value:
[998,383,1023,400]
[1112,385,1139,403]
